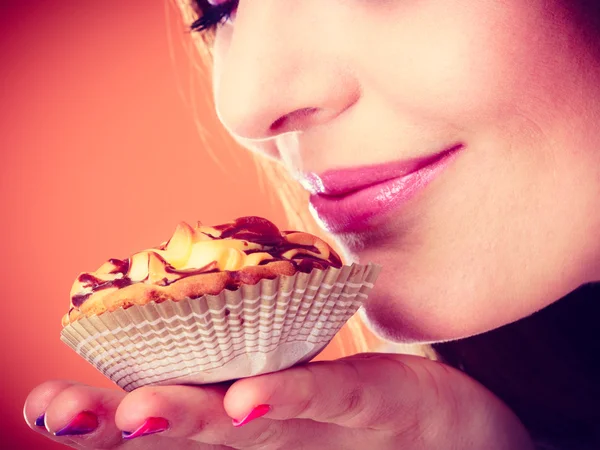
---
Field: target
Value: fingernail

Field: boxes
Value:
[54,411,98,437]
[35,414,45,427]
[232,404,271,427]
[122,417,169,440]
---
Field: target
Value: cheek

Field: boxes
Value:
[211,29,232,106]
[355,2,553,126]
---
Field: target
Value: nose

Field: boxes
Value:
[212,1,359,145]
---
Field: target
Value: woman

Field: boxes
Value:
[24,0,600,448]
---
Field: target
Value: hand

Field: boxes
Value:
[24,353,534,449]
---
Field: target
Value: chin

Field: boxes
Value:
[359,298,434,344]
[358,291,476,345]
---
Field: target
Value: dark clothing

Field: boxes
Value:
[434,283,600,449]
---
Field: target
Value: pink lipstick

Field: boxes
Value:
[306,144,463,233]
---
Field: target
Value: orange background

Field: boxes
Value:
[1,1,351,448]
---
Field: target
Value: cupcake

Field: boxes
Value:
[61,216,380,391]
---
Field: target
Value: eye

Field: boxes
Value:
[190,0,239,33]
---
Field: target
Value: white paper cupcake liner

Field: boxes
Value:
[60,263,381,391]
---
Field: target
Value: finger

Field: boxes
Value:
[42,382,127,448]
[115,384,304,449]
[224,353,455,432]
[115,384,227,441]
[24,380,80,447]
[24,380,76,428]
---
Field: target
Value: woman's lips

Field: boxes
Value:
[306,144,464,233]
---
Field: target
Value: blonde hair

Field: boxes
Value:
[171,0,432,360]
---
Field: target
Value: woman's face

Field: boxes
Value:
[208,0,600,342]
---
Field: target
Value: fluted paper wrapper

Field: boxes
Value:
[61,263,380,391]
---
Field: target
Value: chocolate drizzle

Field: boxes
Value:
[162,261,220,284]
[73,274,132,307]
[217,216,284,246]
[216,217,343,269]
[108,258,130,274]
[72,293,91,308]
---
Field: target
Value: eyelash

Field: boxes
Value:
[190,0,239,33]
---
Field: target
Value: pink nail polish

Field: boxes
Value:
[232,404,271,427]
[54,411,98,437]
[122,417,169,440]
